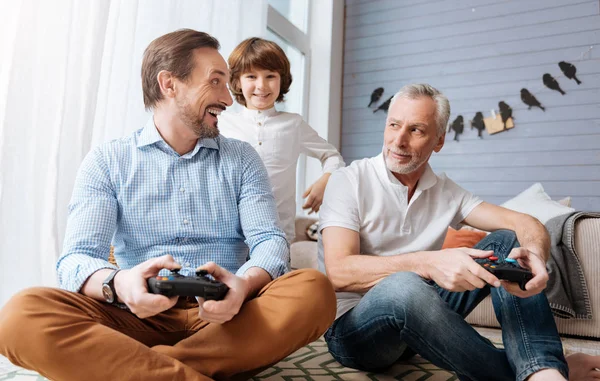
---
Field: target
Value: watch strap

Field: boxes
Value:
[103,269,121,304]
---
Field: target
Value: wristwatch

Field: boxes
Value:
[101,269,121,305]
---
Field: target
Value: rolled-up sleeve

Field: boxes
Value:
[236,145,290,279]
[299,120,345,173]
[56,148,118,292]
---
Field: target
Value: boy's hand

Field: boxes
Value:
[302,173,331,214]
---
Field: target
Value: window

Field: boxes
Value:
[267,0,309,33]
[266,28,305,116]
[266,1,311,215]
[265,1,344,217]
[266,1,310,117]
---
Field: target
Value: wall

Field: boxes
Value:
[341,0,600,211]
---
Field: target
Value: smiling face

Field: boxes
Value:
[383,96,445,177]
[239,68,281,110]
[173,47,233,138]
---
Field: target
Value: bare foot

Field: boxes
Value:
[566,353,600,381]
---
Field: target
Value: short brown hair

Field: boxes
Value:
[228,37,292,106]
[141,29,220,110]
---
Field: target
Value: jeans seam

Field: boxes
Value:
[508,289,540,372]
[515,361,568,381]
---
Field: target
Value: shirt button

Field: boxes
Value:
[257,122,262,126]
[180,187,185,192]
[185,262,191,267]
[183,219,189,224]
[258,141,262,145]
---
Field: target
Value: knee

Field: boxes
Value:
[480,230,518,258]
[375,271,434,302]
[368,272,441,317]
[285,269,336,331]
[0,288,52,354]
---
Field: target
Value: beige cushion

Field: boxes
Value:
[557,197,572,207]
[501,183,574,224]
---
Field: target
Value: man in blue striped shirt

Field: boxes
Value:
[0,29,335,380]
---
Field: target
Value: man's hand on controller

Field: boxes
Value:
[114,254,180,319]
[195,262,251,324]
[422,248,501,292]
[501,247,548,298]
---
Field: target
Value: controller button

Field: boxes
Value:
[505,258,517,263]
[489,256,498,261]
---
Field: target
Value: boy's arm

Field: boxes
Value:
[56,147,118,293]
[298,119,345,173]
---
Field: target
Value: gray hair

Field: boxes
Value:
[389,84,450,137]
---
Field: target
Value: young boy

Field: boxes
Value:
[219,37,345,243]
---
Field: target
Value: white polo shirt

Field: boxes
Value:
[317,153,482,319]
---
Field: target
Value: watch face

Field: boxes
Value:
[102,284,114,303]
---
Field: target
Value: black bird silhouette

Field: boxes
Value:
[470,112,485,138]
[373,96,392,113]
[520,88,545,111]
[448,115,464,141]
[368,87,384,107]
[559,61,582,85]
[543,73,566,95]
[498,101,513,130]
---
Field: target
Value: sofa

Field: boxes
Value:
[290,214,600,347]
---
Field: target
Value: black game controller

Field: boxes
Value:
[475,256,533,291]
[147,269,229,300]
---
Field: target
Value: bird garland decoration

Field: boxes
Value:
[366,49,589,142]
[470,112,485,138]
[542,73,566,95]
[373,96,393,113]
[368,87,384,107]
[498,101,513,131]
[448,115,464,141]
[558,61,581,85]
[520,88,545,111]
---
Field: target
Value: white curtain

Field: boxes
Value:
[0,0,268,307]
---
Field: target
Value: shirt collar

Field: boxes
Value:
[241,106,278,119]
[137,116,220,154]
[137,117,163,148]
[375,152,438,192]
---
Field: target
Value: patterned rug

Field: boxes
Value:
[0,337,487,380]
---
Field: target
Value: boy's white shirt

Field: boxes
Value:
[218,106,345,243]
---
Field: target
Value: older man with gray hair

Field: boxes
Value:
[318,84,598,380]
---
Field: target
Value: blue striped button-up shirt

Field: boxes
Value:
[57,118,289,292]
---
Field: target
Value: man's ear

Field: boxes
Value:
[433,132,445,153]
[157,70,176,99]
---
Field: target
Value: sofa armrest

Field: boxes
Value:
[466,215,600,339]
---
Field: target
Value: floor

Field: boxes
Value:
[1,327,598,380]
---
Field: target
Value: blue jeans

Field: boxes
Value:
[324,230,568,381]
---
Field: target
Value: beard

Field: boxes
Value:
[176,96,219,139]
[383,146,428,174]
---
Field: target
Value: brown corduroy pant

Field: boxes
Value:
[0,269,336,381]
